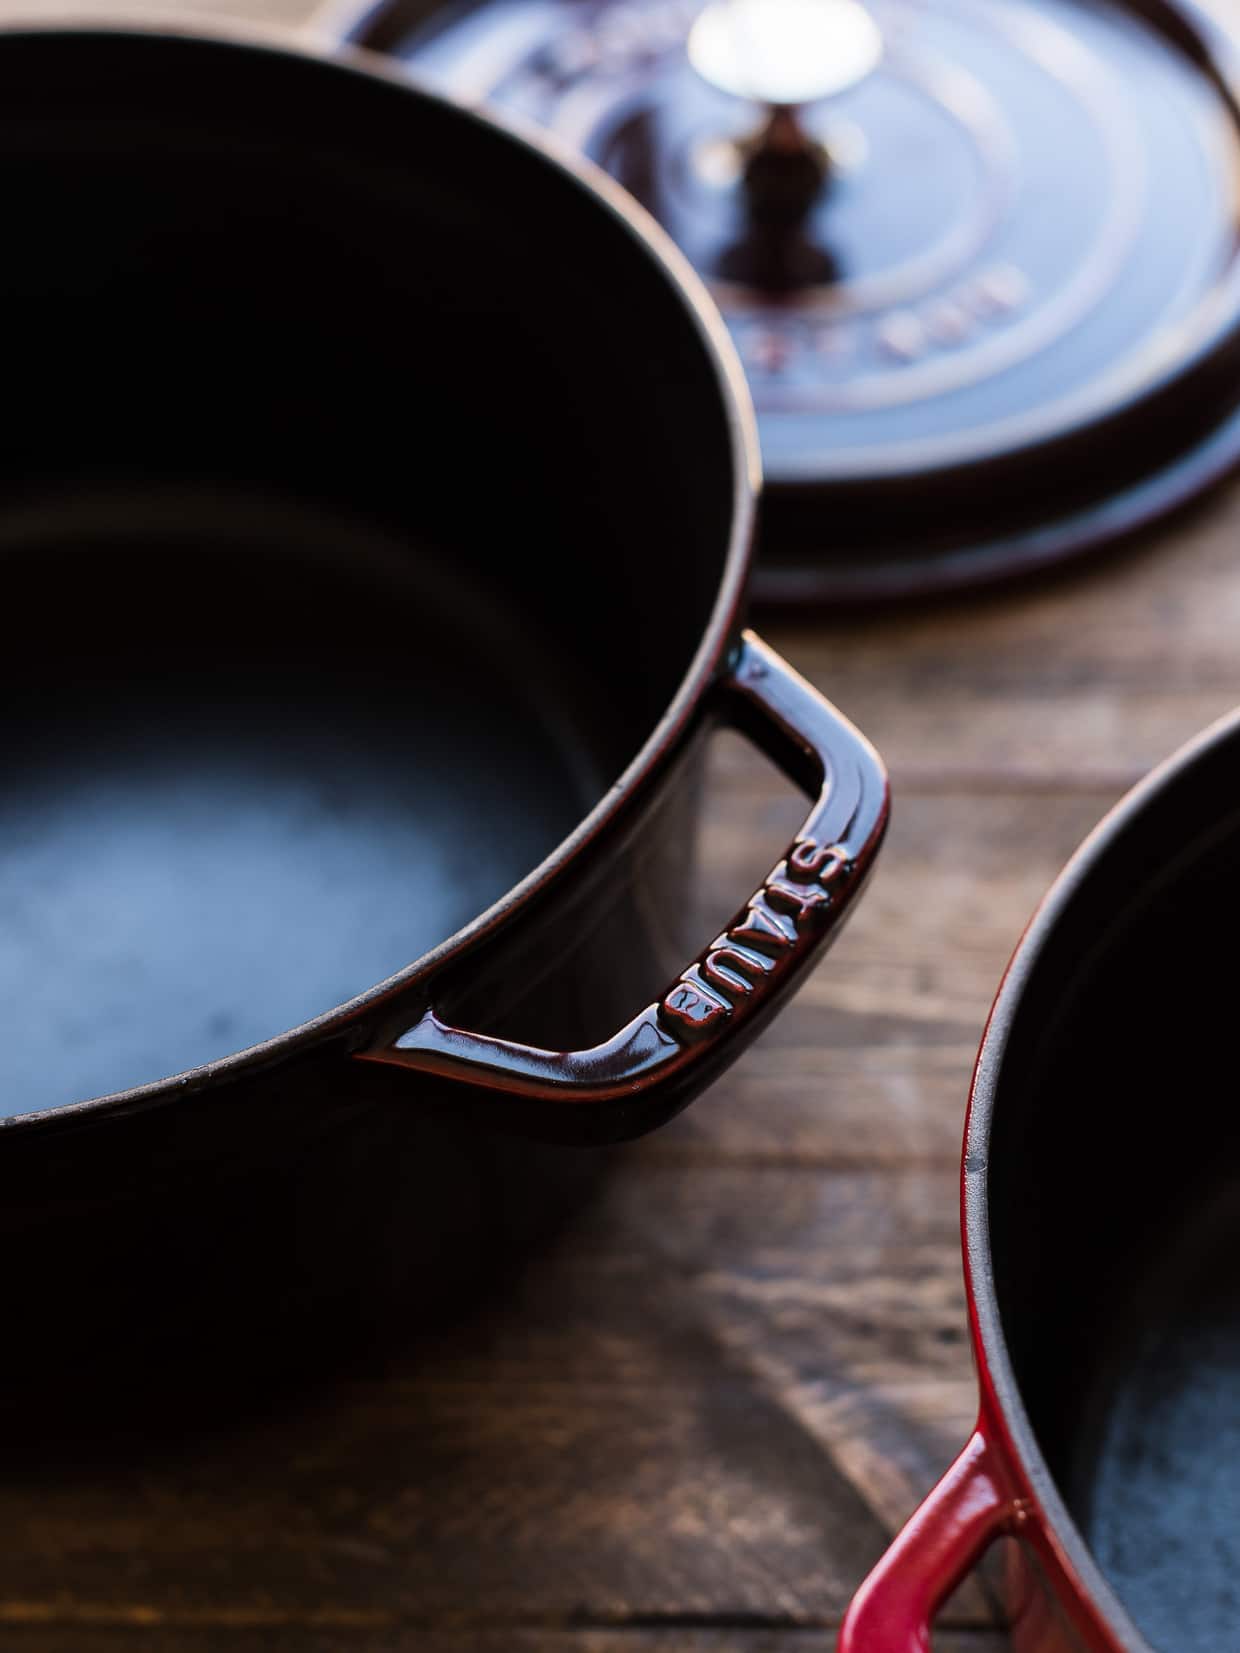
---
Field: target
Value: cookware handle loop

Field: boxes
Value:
[356,630,887,1142]
[838,1429,1026,1653]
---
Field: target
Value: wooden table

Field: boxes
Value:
[7,5,1240,1646]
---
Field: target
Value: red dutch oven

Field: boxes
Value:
[841,708,1240,1653]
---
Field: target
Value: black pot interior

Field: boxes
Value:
[986,723,1240,1653]
[0,30,737,1117]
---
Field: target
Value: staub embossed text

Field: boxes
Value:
[657,837,849,1039]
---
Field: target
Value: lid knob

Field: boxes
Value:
[688,0,882,279]
[687,0,882,110]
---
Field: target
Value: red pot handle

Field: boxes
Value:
[355,631,888,1143]
[839,1430,1028,1653]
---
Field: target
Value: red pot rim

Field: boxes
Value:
[962,700,1240,1651]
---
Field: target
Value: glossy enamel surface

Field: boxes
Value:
[363,632,887,1141]
[844,707,1240,1651]
[327,0,1240,604]
[0,24,887,1399]
[966,707,1240,1652]
[0,22,754,1130]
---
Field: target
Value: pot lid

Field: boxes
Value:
[338,0,1240,604]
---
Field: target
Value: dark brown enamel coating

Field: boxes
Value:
[329,0,1240,608]
[362,632,886,1140]
[0,24,887,1398]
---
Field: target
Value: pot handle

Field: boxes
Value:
[838,1429,1028,1653]
[354,631,888,1143]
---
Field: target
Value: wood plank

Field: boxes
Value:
[0,1631,1011,1651]
[767,485,1240,788]
[664,780,1117,1166]
[5,1,1232,1646]
[0,1168,981,1628]
[696,777,1115,1040]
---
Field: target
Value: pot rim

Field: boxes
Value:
[0,16,760,1137]
[963,701,1240,1652]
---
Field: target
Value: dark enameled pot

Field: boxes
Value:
[0,25,886,1399]
[840,710,1240,1653]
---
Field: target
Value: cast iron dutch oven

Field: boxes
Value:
[839,709,1240,1653]
[0,24,886,1397]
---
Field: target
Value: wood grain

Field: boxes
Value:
[5,0,1240,1644]
[0,1633,1009,1651]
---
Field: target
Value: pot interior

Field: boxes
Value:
[986,725,1240,1653]
[0,30,739,1116]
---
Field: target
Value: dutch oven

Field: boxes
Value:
[0,24,887,1401]
[840,709,1240,1652]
